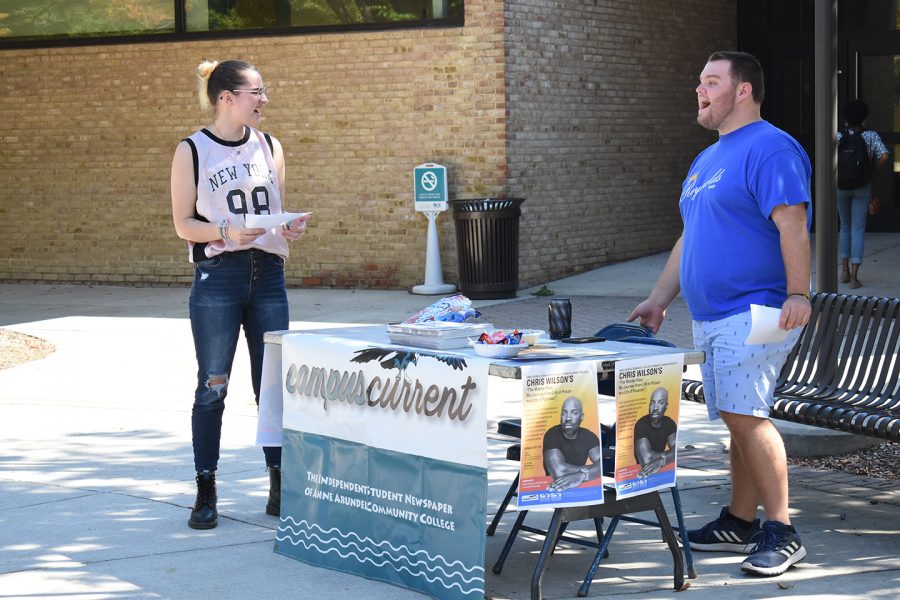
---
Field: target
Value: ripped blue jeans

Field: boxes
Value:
[189,249,287,471]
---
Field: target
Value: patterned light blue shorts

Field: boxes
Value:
[692,310,802,421]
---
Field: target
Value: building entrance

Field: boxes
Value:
[845,34,899,232]
[738,1,899,232]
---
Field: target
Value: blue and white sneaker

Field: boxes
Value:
[682,506,761,553]
[741,520,806,576]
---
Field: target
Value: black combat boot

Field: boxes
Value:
[188,470,217,529]
[266,465,281,516]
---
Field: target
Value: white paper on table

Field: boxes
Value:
[244,212,310,229]
[745,303,790,345]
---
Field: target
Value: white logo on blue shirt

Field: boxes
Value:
[681,168,726,203]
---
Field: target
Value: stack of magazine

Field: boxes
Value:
[387,322,492,350]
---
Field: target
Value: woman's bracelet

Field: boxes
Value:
[219,220,233,245]
[788,292,810,300]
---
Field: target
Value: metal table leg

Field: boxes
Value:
[530,509,564,600]
[522,489,685,599]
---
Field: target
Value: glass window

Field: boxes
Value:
[860,53,899,213]
[738,0,898,35]
[0,0,175,40]
[186,0,461,32]
[0,0,462,43]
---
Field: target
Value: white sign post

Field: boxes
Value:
[412,163,456,295]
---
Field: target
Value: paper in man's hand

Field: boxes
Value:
[745,304,791,345]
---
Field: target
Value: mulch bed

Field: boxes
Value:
[788,442,900,481]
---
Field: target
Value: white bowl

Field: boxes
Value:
[472,342,526,358]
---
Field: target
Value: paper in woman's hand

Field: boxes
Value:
[745,304,791,345]
[245,212,310,229]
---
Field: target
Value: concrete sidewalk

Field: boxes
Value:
[1,233,899,599]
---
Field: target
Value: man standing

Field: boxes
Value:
[542,396,604,491]
[629,51,812,577]
[633,387,677,478]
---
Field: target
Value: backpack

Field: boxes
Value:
[837,129,871,190]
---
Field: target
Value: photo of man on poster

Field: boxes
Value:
[633,387,677,478]
[543,396,604,491]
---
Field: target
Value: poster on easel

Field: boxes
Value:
[613,354,684,499]
[517,360,604,510]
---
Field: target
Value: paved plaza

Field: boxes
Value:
[2,234,899,599]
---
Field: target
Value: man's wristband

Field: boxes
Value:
[788,292,809,300]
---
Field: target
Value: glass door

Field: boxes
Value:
[845,32,900,232]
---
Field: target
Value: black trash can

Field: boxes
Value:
[450,198,524,300]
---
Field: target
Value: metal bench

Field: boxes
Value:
[681,292,900,442]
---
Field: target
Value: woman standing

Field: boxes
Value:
[171,59,310,529]
[837,99,889,289]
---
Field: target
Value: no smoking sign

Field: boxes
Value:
[413,163,448,211]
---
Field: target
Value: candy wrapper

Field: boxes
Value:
[477,330,523,345]
[403,294,482,324]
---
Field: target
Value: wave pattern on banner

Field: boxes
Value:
[278,517,484,593]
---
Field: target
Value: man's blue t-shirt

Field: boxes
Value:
[679,120,812,321]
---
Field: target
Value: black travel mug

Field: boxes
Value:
[548,298,572,340]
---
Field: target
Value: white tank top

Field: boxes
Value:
[184,126,289,262]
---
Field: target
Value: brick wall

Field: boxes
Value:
[0,1,506,288]
[0,0,735,289]
[506,0,736,284]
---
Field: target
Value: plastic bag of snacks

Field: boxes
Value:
[403,294,482,324]
[477,330,523,345]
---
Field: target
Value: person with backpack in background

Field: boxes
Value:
[837,99,889,289]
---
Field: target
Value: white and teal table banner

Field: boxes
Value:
[276,332,490,599]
